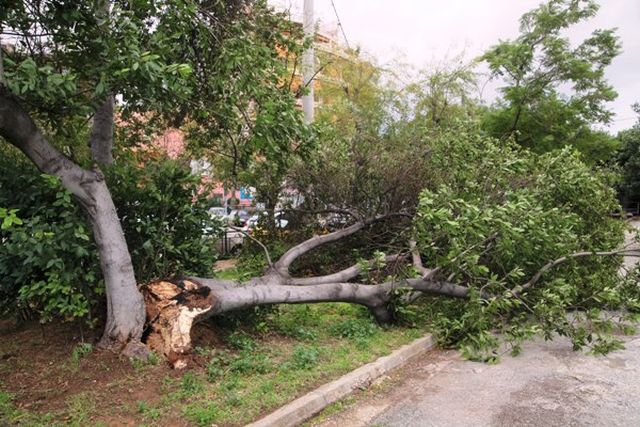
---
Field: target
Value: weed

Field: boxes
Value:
[0,391,17,421]
[289,345,319,370]
[193,346,211,357]
[179,372,205,397]
[226,331,256,351]
[183,401,219,426]
[278,324,318,341]
[71,342,93,366]
[66,393,94,425]
[147,351,159,365]
[137,400,161,421]
[229,351,271,374]
[330,318,377,339]
[0,391,53,426]
[222,390,242,407]
[206,351,231,382]
[130,351,159,371]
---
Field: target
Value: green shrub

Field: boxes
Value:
[0,152,102,322]
[330,318,377,340]
[288,345,319,370]
[71,343,93,366]
[107,151,223,281]
[0,148,223,323]
[228,351,271,374]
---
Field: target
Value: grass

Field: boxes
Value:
[165,303,426,426]
[1,293,430,426]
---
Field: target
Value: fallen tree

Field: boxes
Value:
[139,210,640,368]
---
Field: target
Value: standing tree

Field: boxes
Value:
[158,1,312,214]
[482,0,621,163]
[616,103,640,204]
[0,0,300,355]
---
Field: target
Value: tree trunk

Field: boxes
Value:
[141,277,393,368]
[0,88,146,355]
[87,176,147,356]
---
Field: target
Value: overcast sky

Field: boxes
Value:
[274,0,640,133]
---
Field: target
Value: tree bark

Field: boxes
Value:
[89,96,115,166]
[0,87,146,355]
[140,262,470,368]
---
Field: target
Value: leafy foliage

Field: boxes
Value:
[0,151,102,322]
[413,126,634,359]
[615,104,640,203]
[161,0,313,210]
[107,151,223,282]
[0,148,221,322]
[482,0,620,163]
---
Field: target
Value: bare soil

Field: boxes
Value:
[0,318,223,426]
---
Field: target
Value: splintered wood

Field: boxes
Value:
[141,279,214,369]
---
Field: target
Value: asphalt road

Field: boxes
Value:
[314,335,640,427]
[314,221,640,427]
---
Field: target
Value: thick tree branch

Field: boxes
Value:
[399,278,475,298]
[274,221,366,274]
[289,254,404,285]
[0,87,94,205]
[274,214,409,275]
[89,95,115,166]
[211,282,389,315]
[516,249,640,294]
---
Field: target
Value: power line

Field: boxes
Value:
[330,0,351,50]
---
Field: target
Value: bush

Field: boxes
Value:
[107,151,223,282]
[0,151,102,322]
[0,147,222,323]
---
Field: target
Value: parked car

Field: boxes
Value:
[217,227,245,255]
[227,209,250,226]
[208,207,227,219]
[247,211,289,230]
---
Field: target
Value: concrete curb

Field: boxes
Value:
[246,334,434,427]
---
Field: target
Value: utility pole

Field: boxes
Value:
[302,0,315,123]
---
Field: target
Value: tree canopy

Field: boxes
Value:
[482,0,620,163]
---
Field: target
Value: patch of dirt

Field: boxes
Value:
[0,319,184,425]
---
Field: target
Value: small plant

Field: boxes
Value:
[71,342,93,366]
[137,400,161,421]
[225,331,255,351]
[129,352,158,371]
[289,345,319,370]
[147,351,159,366]
[193,346,211,357]
[179,372,204,397]
[66,393,94,425]
[330,319,377,340]
[222,390,242,408]
[183,401,220,427]
[228,351,271,374]
[206,351,231,382]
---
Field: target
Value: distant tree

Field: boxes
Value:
[168,1,312,213]
[405,59,479,132]
[482,0,621,163]
[616,103,640,203]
